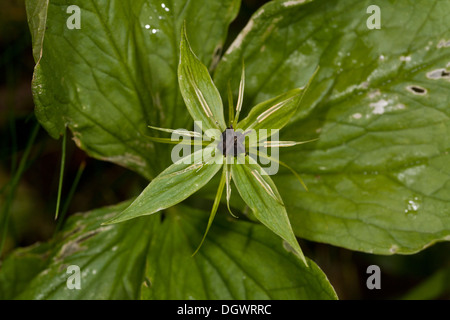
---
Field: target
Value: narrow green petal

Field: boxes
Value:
[192,166,227,256]
[145,135,209,146]
[237,88,303,133]
[148,125,203,138]
[225,163,238,218]
[237,67,319,134]
[233,62,245,127]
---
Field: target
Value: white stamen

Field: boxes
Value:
[235,66,245,117]
[256,99,290,123]
[251,170,279,202]
[263,140,317,148]
[193,85,213,118]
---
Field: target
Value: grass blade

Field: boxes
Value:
[0,122,40,256]
[54,129,66,220]
[55,161,86,232]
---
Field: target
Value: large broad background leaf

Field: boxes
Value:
[0,201,152,299]
[0,202,337,300]
[142,205,336,300]
[214,0,450,254]
[25,0,240,179]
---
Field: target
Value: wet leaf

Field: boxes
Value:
[215,0,450,254]
[26,0,239,179]
[0,201,152,299]
[142,205,336,299]
[0,203,337,300]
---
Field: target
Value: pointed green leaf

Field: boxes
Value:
[25,0,48,64]
[178,24,226,134]
[231,162,307,265]
[225,163,238,217]
[106,148,222,224]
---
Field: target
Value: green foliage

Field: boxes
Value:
[5,0,448,299]
[26,0,240,179]
[105,148,222,224]
[215,0,450,254]
[0,201,151,299]
[106,27,315,264]
[0,202,337,300]
[178,23,227,133]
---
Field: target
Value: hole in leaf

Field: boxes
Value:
[406,85,427,95]
[426,68,450,79]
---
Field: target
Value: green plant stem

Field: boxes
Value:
[54,130,66,220]
[55,161,86,233]
[0,122,40,256]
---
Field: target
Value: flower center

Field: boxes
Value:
[217,126,246,157]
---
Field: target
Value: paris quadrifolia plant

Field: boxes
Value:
[105,24,318,266]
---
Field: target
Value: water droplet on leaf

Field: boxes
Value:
[404,196,421,218]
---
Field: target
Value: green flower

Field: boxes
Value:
[106,24,317,266]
